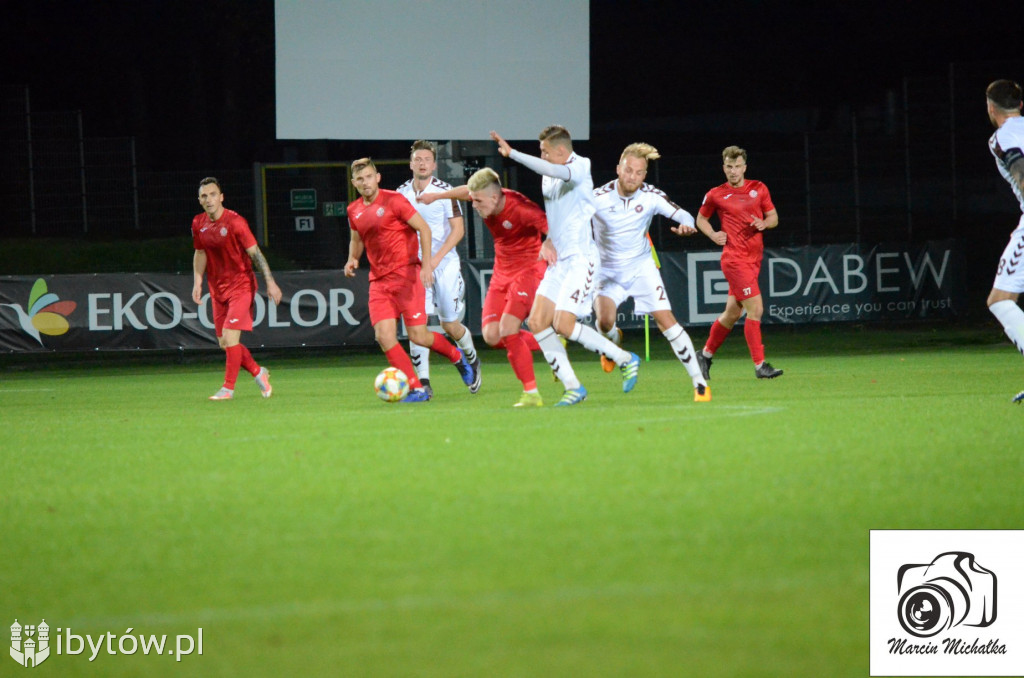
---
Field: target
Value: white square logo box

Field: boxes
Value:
[870,530,1024,676]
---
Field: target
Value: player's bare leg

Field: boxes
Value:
[594,295,622,373]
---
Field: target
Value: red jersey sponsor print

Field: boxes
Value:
[698,180,775,263]
[483,190,549,277]
[347,189,421,281]
[192,208,258,302]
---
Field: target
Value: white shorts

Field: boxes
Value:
[993,225,1024,294]
[426,256,466,323]
[596,257,672,315]
[536,251,598,317]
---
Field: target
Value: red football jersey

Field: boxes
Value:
[484,189,549,277]
[698,180,775,263]
[348,189,421,281]
[192,208,258,301]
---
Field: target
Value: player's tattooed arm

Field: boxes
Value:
[248,246,275,282]
[246,244,283,305]
[1006,147,1024,194]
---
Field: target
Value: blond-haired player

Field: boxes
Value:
[396,140,480,397]
[491,126,641,406]
[591,143,710,401]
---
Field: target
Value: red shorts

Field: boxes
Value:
[721,257,762,301]
[482,262,545,327]
[368,268,427,327]
[212,288,255,336]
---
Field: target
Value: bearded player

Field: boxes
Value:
[192,177,282,401]
[592,143,710,402]
[692,145,784,381]
[984,79,1024,403]
[345,158,476,402]
[421,168,549,407]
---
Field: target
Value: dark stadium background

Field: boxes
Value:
[1,0,1021,302]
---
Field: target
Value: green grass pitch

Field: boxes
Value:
[1,325,1020,677]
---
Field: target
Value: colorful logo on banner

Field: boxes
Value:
[0,279,77,345]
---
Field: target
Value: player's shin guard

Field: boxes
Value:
[704,319,731,356]
[237,344,260,377]
[990,300,1024,357]
[385,344,423,389]
[568,322,630,365]
[223,344,243,389]
[409,340,431,382]
[744,319,766,365]
[504,332,537,390]
[663,323,705,387]
[535,327,580,390]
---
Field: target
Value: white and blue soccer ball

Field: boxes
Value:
[374,367,410,402]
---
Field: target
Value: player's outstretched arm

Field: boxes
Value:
[418,185,471,205]
[246,244,282,305]
[490,130,512,157]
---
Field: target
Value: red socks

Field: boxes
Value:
[223,344,243,389]
[384,344,423,389]
[744,319,765,364]
[704,320,731,355]
[423,331,462,363]
[502,331,537,390]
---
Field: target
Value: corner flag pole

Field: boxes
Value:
[645,234,661,362]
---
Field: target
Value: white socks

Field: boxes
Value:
[663,324,706,387]
[409,341,430,381]
[534,327,580,389]
[453,325,478,363]
[990,300,1024,357]
[569,322,630,365]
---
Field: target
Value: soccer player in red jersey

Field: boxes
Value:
[344,158,477,402]
[191,177,283,400]
[421,168,548,407]
[692,146,784,380]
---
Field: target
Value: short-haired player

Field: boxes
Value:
[396,140,481,397]
[345,158,477,402]
[420,168,549,406]
[192,177,282,400]
[692,146,783,381]
[491,126,642,406]
[984,79,1024,402]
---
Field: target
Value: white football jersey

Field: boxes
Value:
[990,115,1024,218]
[396,176,463,265]
[592,179,695,269]
[510,149,597,259]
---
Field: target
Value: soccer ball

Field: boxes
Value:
[374,367,410,402]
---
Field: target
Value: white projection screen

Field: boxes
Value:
[275,0,589,141]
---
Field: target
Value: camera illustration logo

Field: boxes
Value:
[897,552,996,638]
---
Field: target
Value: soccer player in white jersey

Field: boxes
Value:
[591,143,711,402]
[491,125,641,406]
[984,80,1024,402]
[396,140,481,396]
